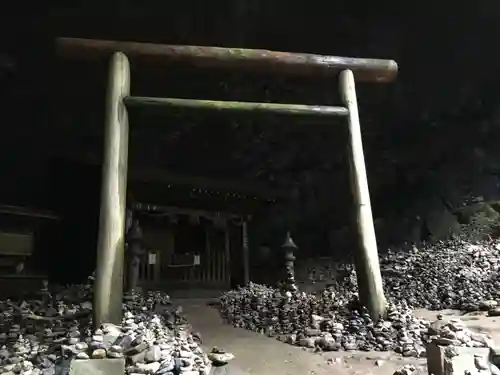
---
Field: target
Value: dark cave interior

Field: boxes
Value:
[1,1,500,283]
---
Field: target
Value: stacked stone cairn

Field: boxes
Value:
[219,240,500,356]
[0,277,211,375]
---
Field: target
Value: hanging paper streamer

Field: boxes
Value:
[148,252,157,265]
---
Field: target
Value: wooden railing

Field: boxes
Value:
[133,248,229,288]
[163,247,229,287]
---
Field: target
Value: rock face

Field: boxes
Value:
[0,278,211,375]
[219,239,500,356]
[6,4,500,265]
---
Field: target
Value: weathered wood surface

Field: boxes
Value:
[56,38,398,82]
[124,96,349,117]
[340,69,386,320]
[93,52,130,327]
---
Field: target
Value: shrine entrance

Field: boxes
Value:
[131,204,237,290]
[56,37,398,326]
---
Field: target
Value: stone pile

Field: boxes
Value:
[380,240,500,311]
[301,240,500,311]
[219,240,500,355]
[0,279,211,375]
[220,283,490,355]
[392,364,419,375]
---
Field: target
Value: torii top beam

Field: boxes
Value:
[56,38,398,83]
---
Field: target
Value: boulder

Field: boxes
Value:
[425,208,461,241]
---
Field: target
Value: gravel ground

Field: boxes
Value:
[1,291,495,375]
[180,299,500,375]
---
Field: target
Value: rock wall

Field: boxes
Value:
[3,3,500,256]
[245,2,500,252]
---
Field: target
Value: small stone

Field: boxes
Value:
[22,360,34,371]
[127,350,146,365]
[343,342,357,351]
[132,335,144,346]
[90,341,104,350]
[158,358,175,372]
[109,345,122,353]
[489,308,500,317]
[125,341,148,356]
[91,348,107,359]
[428,319,446,335]
[480,300,498,310]
[107,351,123,359]
[136,362,161,373]
[76,352,90,360]
[75,342,88,351]
[305,328,321,337]
[299,338,315,348]
[179,350,193,359]
[145,345,162,363]
[113,335,133,350]
[207,349,234,365]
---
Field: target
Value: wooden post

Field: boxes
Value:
[242,219,250,285]
[94,52,130,327]
[339,69,386,320]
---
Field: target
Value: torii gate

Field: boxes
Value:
[56,38,398,326]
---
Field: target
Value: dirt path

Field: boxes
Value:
[180,299,429,375]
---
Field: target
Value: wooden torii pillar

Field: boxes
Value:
[56,37,398,325]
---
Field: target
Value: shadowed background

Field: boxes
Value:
[1,1,499,283]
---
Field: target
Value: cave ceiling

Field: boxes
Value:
[1,0,500,220]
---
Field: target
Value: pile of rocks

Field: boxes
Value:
[219,240,500,355]
[392,364,419,375]
[220,283,490,355]
[381,240,500,311]
[300,240,500,311]
[0,280,211,375]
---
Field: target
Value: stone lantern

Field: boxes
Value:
[281,231,298,292]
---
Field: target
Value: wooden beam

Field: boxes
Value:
[130,170,282,200]
[55,152,283,200]
[93,52,130,327]
[56,37,398,83]
[340,69,386,320]
[0,205,59,220]
[133,202,241,220]
[125,96,349,117]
